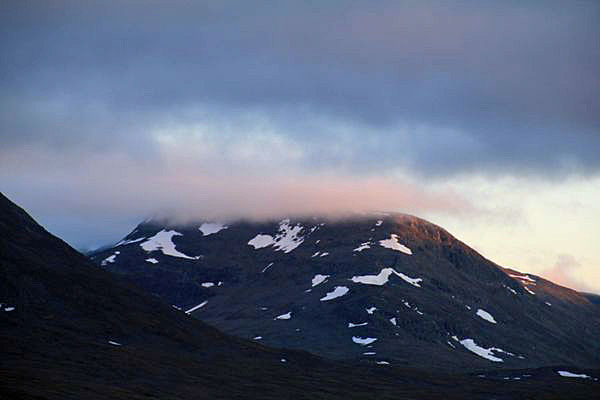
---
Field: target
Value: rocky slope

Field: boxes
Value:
[90,213,600,372]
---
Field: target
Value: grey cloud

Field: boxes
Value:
[1,0,599,177]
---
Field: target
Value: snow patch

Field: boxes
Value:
[352,336,378,345]
[201,282,215,288]
[311,274,329,287]
[199,222,227,236]
[366,307,377,314]
[248,234,275,249]
[504,285,517,295]
[320,286,349,301]
[273,219,305,253]
[261,262,274,273]
[509,273,536,283]
[248,220,306,253]
[557,371,590,379]
[115,237,145,247]
[378,234,412,255]
[402,299,424,315]
[141,230,199,259]
[397,272,422,287]
[353,242,371,252]
[351,267,422,287]
[101,251,120,266]
[375,220,383,226]
[376,361,390,365]
[145,258,158,264]
[389,317,397,326]
[348,322,368,328]
[185,301,208,314]
[453,337,508,362]
[275,312,292,320]
[476,309,497,324]
[253,336,263,340]
[319,252,329,257]
[4,307,15,312]
[108,341,122,346]
[524,287,536,295]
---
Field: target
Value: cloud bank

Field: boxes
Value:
[1,142,474,247]
[1,0,599,178]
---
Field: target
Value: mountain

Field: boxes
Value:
[2,192,599,399]
[90,214,600,373]
[0,192,437,399]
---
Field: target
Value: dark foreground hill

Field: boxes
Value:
[91,214,600,373]
[1,192,599,399]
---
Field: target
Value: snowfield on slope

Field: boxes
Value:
[248,220,306,253]
[353,242,371,252]
[452,336,512,362]
[351,267,422,287]
[199,222,228,236]
[101,251,120,266]
[272,220,305,253]
[311,274,330,287]
[476,309,497,324]
[557,371,591,379]
[378,234,412,255]
[352,336,378,345]
[320,286,350,301]
[275,312,292,320]
[509,273,536,283]
[115,237,146,247]
[140,230,199,259]
[185,301,208,314]
[248,234,275,249]
[524,287,536,295]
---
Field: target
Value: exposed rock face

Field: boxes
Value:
[91,213,600,371]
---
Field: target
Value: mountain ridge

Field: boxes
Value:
[90,212,600,371]
[2,192,599,399]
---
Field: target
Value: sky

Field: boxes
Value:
[1,1,599,292]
